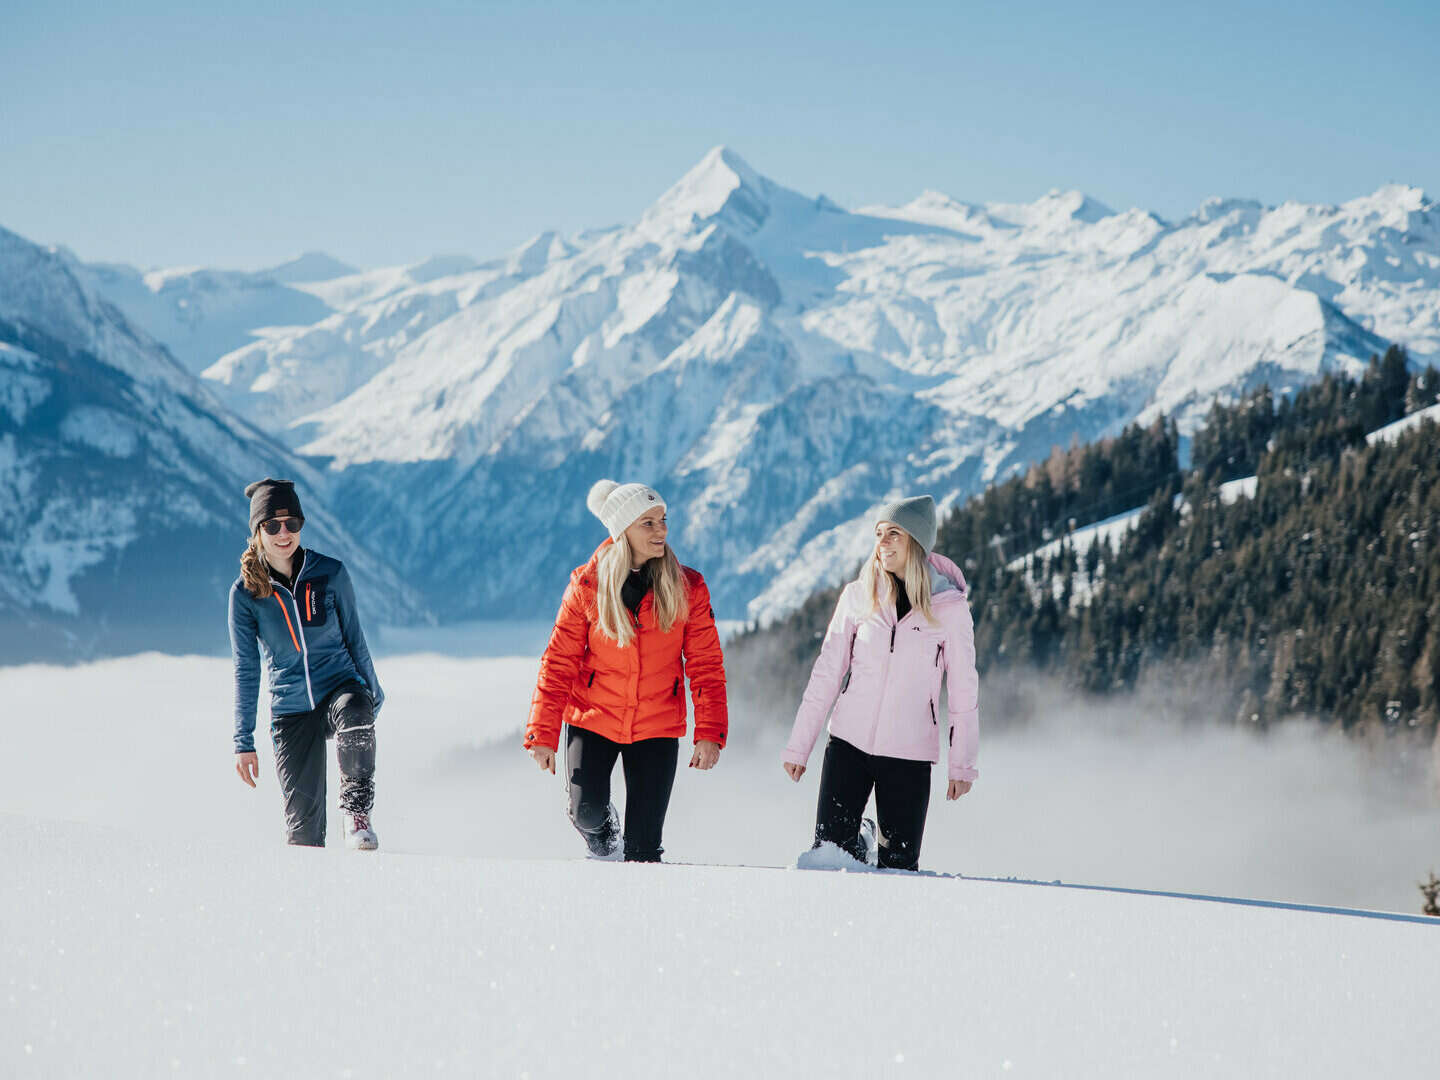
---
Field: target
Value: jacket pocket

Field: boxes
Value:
[300,576,330,627]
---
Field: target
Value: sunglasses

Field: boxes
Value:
[261,518,304,536]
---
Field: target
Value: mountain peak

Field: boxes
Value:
[1036,188,1115,224]
[646,146,775,234]
[264,251,359,285]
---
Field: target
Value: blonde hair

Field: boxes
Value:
[860,533,937,624]
[595,535,690,646]
[240,530,274,599]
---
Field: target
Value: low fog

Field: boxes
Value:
[3,639,1437,914]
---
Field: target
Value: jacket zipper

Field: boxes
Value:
[277,552,315,710]
[672,677,680,697]
[935,643,943,667]
[930,700,937,725]
[874,607,918,740]
[840,631,857,693]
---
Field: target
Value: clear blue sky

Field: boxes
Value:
[5,0,1437,270]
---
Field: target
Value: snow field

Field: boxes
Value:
[2,653,1438,906]
[3,651,1440,1077]
[4,814,1438,1079]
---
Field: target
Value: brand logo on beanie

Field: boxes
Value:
[648,494,656,501]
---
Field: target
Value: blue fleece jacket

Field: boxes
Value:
[228,550,384,753]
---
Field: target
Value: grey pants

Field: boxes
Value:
[271,682,376,847]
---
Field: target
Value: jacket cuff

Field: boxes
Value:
[948,765,978,782]
[781,747,808,767]
[523,730,558,752]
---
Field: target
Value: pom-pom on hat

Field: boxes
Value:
[587,479,666,539]
[245,478,304,532]
[873,494,937,553]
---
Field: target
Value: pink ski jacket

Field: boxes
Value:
[783,551,980,782]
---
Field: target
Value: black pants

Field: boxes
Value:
[271,682,376,847]
[565,725,678,863]
[814,735,931,871]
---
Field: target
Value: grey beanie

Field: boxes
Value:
[245,478,304,532]
[874,494,936,553]
[587,479,666,539]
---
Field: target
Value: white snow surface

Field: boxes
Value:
[3,650,1440,1077]
[1366,401,1440,445]
[63,148,1439,623]
[1218,474,1259,503]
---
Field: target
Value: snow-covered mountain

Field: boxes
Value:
[0,227,424,658]
[70,252,358,376]
[36,149,1440,626]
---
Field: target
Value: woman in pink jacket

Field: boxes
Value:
[783,495,979,871]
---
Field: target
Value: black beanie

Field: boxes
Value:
[245,478,305,531]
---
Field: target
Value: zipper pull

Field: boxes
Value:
[890,626,896,653]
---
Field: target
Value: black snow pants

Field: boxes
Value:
[271,681,376,847]
[565,725,678,863]
[813,734,931,871]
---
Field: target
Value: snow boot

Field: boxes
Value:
[858,817,878,867]
[344,810,379,851]
[584,803,622,861]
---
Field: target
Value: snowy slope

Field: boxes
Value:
[0,227,425,655]
[43,150,1440,626]
[4,651,1439,1078]
[1367,400,1440,444]
[7,816,1438,1080]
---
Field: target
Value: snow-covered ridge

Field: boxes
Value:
[19,149,1440,626]
[0,226,425,650]
[1006,398,1433,612]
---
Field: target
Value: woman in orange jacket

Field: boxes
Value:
[525,479,729,862]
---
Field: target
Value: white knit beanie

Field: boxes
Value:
[587,479,667,539]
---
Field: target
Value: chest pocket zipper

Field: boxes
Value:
[935,642,944,667]
[839,631,858,693]
[930,700,937,725]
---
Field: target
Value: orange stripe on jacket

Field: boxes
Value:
[273,593,301,653]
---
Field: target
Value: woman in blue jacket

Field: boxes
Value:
[228,478,384,849]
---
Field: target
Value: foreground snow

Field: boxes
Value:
[3,651,1440,1076]
[5,815,1437,1079]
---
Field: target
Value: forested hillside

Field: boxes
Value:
[729,347,1440,734]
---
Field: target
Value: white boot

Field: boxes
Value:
[344,810,378,851]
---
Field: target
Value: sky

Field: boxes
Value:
[4,0,1439,271]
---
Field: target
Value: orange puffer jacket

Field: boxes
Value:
[524,541,729,752]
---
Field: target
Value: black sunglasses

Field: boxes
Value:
[261,518,304,536]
